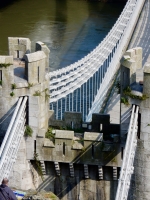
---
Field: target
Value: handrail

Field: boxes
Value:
[0,97,23,157]
[0,96,27,182]
[115,105,139,200]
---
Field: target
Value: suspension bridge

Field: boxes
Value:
[49,0,145,122]
[0,0,148,199]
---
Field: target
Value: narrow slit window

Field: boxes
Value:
[0,70,2,86]
[38,66,40,83]
[92,144,94,159]
[63,142,65,156]
[121,147,123,160]
[71,121,74,129]
[34,140,36,153]
[17,50,19,58]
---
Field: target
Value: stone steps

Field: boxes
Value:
[69,163,74,177]
[84,164,89,179]
[54,162,60,176]
[40,161,46,175]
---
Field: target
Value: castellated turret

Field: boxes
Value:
[0,37,50,190]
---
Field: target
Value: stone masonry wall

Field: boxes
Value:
[0,37,50,190]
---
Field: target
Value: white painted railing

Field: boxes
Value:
[49,0,145,121]
[115,105,139,200]
[0,96,27,183]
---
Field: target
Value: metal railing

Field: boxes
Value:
[115,105,139,200]
[0,96,27,183]
[49,0,145,121]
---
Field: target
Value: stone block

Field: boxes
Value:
[144,64,150,74]
[19,38,30,46]
[26,138,34,160]
[84,132,103,141]
[28,104,39,112]
[125,49,136,58]
[8,37,18,45]
[55,130,74,139]
[29,96,40,106]
[72,141,83,150]
[24,51,46,63]
[141,123,150,134]
[29,116,39,127]
[43,138,55,148]
[38,128,46,138]
[144,183,150,192]
[0,56,13,64]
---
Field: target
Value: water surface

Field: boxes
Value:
[0,0,125,71]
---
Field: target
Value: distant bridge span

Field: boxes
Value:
[49,0,145,122]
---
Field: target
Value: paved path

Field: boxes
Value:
[104,0,150,123]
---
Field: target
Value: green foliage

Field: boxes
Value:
[44,88,49,92]
[44,88,50,101]
[24,125,33,137]
[33,90,41,96]
[115,81,121,94]
[123,86,131,93]
[11,83,17,90]
[10,91,15,97]
[45,93,50,102]
[44,193,57,199]
[123,86,148,100]
[27,83,33,89]
[121,86,148,105]
[0,80,2,86]
[0,63,12,68]
[121,97,129,106]
[33,152,44,180]
[45,127,55,139]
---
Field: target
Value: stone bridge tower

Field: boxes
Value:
[0,37,50,190]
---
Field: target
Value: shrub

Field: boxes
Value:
[33,152,44,180]
[10,92,15,97]
[115,81,121,94]
[45,127,55,139]
[24,125,33,137]
[123,86,148,100]
[11,83,17,90]
[121,97,129,105]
